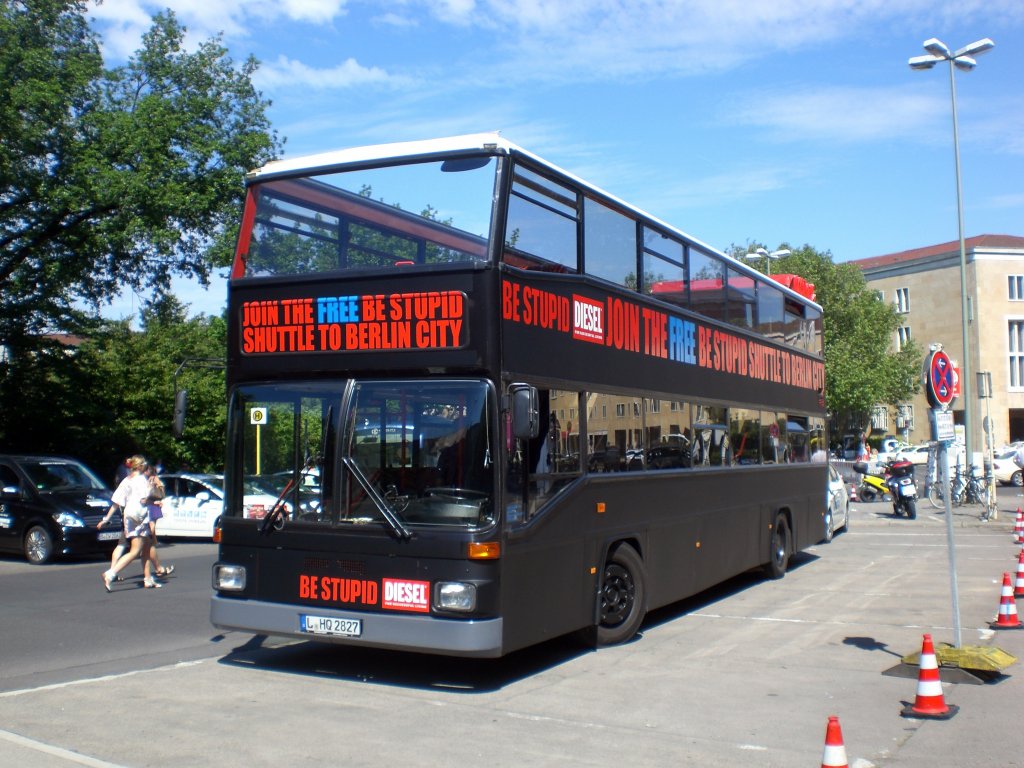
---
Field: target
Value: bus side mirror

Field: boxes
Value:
[510,384,539,440]
[172,389,188,440]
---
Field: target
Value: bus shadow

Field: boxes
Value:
[216,631,592,693]
[215,553,817,692]
[640,551,818,632]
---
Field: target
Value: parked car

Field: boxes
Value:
[157,473,284,538]
[896,444,931,466]
[991,449,1023,487]
[824,463,850,543]
[646,445,691,469]
[0,455,120,564]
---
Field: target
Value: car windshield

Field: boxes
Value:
[231,379,495,530]
[20,459,107,492]
[344,379,494,529]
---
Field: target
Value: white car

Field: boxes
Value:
[992,450,1023,487]
[824,463,850,543]
[156,473,282,538]
[895,444,931,466]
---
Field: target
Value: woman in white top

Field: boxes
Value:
[99,455,159,590]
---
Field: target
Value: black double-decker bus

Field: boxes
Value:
[211,133,826,657]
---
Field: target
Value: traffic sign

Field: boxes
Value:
[925,349,957,408]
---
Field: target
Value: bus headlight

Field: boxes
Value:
[214,564,247,591]
[435,582,476,612]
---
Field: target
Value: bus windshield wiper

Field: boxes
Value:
[260,456,318,535]
[342,456,412,540]
[260,479,293,535]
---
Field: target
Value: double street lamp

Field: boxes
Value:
[908,37,994,470]
[745,247,791,276]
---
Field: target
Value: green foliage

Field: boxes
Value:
[733,243,921,435]
[0,1,281,345]
[0,295,226,478]
[0,1,276,476]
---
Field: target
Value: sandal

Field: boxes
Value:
[102,572,114,592]
[144,578,162,589]
[157,565,175,577]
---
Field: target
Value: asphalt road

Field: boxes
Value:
[1,497,1023,767]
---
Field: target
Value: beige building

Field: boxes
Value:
[852,234,1024,453]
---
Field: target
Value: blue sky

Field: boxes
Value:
[86,0,1024,321]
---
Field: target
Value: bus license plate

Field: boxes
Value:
[300,615,362,637]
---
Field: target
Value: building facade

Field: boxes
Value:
[852,234,1024,453]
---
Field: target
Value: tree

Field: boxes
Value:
[0,1,281,345]
[734,243,921,437]
[0,295,227,478]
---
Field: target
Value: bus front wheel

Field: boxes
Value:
[764,514,790,580]
[596,543,646,646]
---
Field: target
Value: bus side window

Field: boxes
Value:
[509,389,581,522]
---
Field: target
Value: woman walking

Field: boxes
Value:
[98,456,160,590]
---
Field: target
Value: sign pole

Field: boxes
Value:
[926,344,962,648]
[938,437,963,648]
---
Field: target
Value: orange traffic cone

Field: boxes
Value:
[1014,551,1024,599]
[901,634,958,719]
[991,572,1023,629]
[1015,508,1024,545]
[820,716,848,768]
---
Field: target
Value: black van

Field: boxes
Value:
[0,455,120,564]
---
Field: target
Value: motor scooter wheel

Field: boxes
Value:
[859,486,878,502]
[905,498,917,520]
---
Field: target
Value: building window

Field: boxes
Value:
[896,287,910,313]
[897,404,915,432]
[1010,276,1024,301]
[615,403,626,418]
[1010,320,1024,389]
[871,405,888,432]
[897,326,912,350]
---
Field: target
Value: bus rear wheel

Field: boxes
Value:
[764,514,790,580]
[596,543,646,647]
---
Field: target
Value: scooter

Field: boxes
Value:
[884,458,918,519]
[854,463,890,502]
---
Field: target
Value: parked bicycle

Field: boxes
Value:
[927,460,989,508]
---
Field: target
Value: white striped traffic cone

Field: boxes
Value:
[1014,550,1024,599]
[991,572,1022,630]
[820,715,848,768]
[901,634,958,719]
[1015,508,1024,545]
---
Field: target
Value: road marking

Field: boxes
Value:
[0,728,129,767]
[0,660,205,699]
[689,612,964,631]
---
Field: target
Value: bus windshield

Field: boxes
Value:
[238,157,497,278]
[232,379,495,531]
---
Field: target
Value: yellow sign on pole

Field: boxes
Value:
[250,408,267,475]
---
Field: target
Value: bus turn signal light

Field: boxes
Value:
[468,541,500,559]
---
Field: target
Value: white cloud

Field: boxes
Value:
[255,55,407,90]
[728,85,942,144]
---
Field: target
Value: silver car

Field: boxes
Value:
[824,463,850,543]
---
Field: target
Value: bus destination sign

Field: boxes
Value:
[240,290,466,354]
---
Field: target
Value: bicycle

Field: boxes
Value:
[960,468,989,507]
[927,461,989,508]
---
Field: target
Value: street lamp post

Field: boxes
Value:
[746,247,791,276]
[909,37,994,476]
